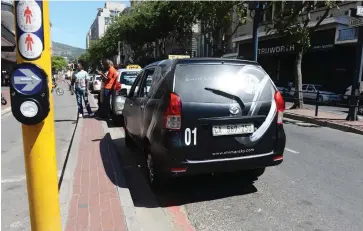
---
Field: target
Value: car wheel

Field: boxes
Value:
[124,128,136,148]
[112,114,124,126]
[146,152,165,190]
[358,105,363,115]
[318,95,324,103]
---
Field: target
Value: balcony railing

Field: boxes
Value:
[338,28,357,41]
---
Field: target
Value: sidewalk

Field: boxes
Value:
[64,98,127,230]
[284,102,363,135]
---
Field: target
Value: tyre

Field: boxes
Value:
[56,88,64,96]
[318,95,324,103]
[146,152,165,190]
[112,114,124,126]
[124,128,136,148]
[358,105,363,115]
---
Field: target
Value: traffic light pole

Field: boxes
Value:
[13,1,62,230]
[252,2,264,62]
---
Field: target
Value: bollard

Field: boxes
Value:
[315,91,320,117]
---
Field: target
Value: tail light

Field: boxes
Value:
[274,91,285,124]
[164,92,181,130]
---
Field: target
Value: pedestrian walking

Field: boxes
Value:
[71,61,94,118]
[96,59,118,119]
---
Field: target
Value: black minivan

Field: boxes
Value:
[121,58,286,187]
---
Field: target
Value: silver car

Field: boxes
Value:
[110,68,142,124]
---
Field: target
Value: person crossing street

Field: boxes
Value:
[71,61,94,118]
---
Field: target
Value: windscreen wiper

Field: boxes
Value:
[204,87,245,109]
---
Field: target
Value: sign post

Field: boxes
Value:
[12,0,62,230]
[346,5,363,121]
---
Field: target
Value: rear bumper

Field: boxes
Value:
[152,124,286,178]
[163,151,283,177]
[112,96,126,115]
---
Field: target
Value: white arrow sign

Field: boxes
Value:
[14,69,42,91]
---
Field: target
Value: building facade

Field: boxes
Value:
[1,0,16,70]
[86,1,126,49]
[232,1,361,93]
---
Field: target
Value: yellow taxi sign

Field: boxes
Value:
[126,64,141,69]
[168,55,190,60]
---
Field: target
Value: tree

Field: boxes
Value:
[267,1,336,109]
[51,56,68,73]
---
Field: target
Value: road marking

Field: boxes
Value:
[285,148,299,154]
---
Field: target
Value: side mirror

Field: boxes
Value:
[120,88,128,96]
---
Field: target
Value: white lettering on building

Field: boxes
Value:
[258,44,295,55]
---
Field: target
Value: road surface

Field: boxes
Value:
[1,83,78,230]
[110,119,363,231]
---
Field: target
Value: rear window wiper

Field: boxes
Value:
[204,87,245,109]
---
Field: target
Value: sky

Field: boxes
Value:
[50,1,130,49]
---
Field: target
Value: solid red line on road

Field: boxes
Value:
[167,205,195,231]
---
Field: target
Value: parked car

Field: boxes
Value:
[91,75,102,93]
[110,66,142,124]
[289,84,341,103]
[121,58,286,189]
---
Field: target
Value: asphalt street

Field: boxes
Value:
[111,119,363,231]
[1,83,78,230]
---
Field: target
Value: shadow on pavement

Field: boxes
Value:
[106,135,258,209]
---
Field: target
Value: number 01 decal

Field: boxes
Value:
[184,128,197,146]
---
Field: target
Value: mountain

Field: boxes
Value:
[52,41,85,60]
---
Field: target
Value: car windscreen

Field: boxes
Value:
[95,77,102,81]
[120,71,139,85]
[174,64,272,103]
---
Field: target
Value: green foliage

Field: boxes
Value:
[51,56,68,72]
[267,1,336,53]
[83,1,248,67]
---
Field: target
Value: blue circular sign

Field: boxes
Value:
[11,63,44,95]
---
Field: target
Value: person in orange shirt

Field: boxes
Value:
[96,59,118,118]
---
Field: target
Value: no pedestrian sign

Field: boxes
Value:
[15,0,44,60]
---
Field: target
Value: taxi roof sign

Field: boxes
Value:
[126,65,141,69]
[168,55,190,60]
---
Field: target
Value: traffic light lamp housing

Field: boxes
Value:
[10,63,50,125]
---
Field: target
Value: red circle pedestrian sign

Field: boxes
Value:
[15,0,44,60]
[18,33,43,60]
[16,0,42,33]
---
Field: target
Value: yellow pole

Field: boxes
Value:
[15,1,62,230]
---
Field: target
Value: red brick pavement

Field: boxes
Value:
[65,118,127,231]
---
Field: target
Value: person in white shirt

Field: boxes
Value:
[71,62,94,118]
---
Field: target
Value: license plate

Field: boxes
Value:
[212,124,254,136]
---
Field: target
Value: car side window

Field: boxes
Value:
[138,68,154,97]
[128,71,144,98]
[302,85,307,91]
[307,85,315,92]
[148,66,161,97]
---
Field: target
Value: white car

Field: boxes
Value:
[91,75,102,93]
[289,84,341,103]
[110,68,142,124]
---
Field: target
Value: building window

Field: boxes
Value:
[338,28,357,41]
[105,17,110,25]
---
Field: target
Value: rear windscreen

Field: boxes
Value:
[120,71,139,85]
[174,64,273,103]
